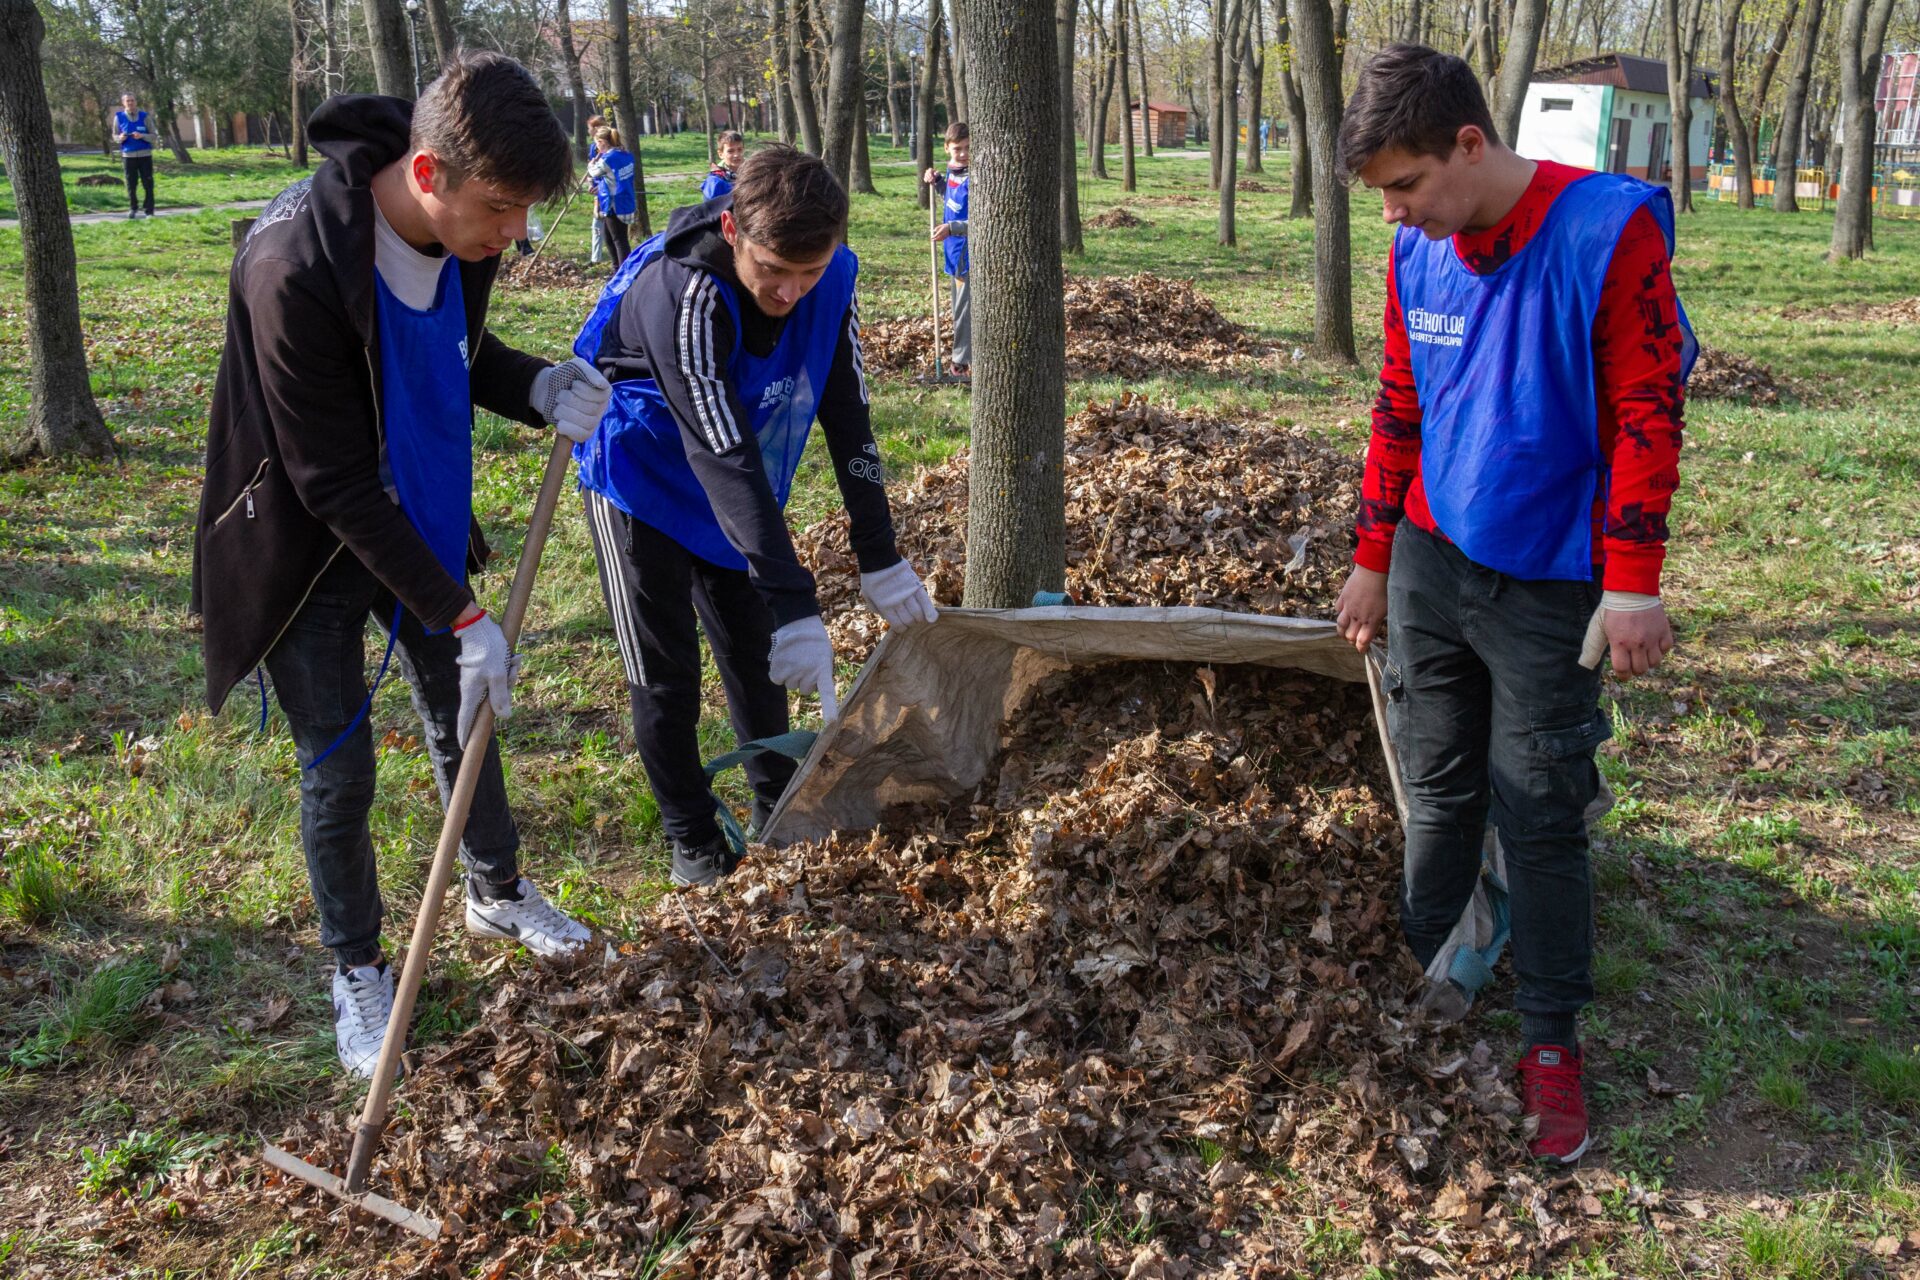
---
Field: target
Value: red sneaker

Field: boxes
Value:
[1517,1044,1591,1164]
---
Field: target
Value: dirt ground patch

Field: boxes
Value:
[798,395,1360,661]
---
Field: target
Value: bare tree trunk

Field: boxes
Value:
[1058,0,1084,253]
[822,0,868,184]
[557,0,590,158]
[1745,0,1798,170]
[1219,0,1247,244]
[610,0,652,236]
[851,95,879,191]
[1719,0,1755,207]
[0,0,114,463]
[942,3,962,120]
[948,0,971,120]
[917,3,943,207]
[1470,0,1495,84]
[1117,0,1136,189]
[1665,0,1694,210]
[1828,0,1896,257]
[1772,0,1825,210]
[290,0,310,168]
[886,0,904,145]
[789,0,823,152]
[1089,0,1113,178]
[422,0,455,68]
[1276,0,1311,216]
[1133,0,1152,155]
[1491,0,1548,144]
[1291,0,1353,360]
[360,0,412,97]
[1244,0,1265,173]
[958,0,1067,608]
[772,0,798,143]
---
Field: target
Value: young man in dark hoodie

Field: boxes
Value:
[573,145,937,889]
[192,53,614,1078]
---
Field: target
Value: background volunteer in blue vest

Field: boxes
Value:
[584,116,609,264]
[587,126,636,265]
[702,130,745,200]
[190,53,615,1079]
[575,145,937,891]
[1330,46,1694,1166]
[924,121,970,377]
[113,92,157,219]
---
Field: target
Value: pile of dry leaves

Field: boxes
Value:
[1781,294,1920,327]
[1688,345,1787,404]
[497,254,601,290]
[797,395,1361,661]
[1236,178,1275,193]
[859,273,1270,379]
[268,660,1614,1276]
[1088,206,1152,229]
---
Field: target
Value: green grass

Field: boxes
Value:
[1,145,1918,1273]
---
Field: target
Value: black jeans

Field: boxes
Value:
[123,155,155,215]
[1383,522,1609,1017]
[262,554,520,967]
[581,492,794,847]
[599,215,631,266]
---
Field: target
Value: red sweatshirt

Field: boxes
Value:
[1354,160,1687,595]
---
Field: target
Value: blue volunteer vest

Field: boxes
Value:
[942,171,969,276]
[116,110,153,156]
[375,260,474,583]
[601,149,637,217]
[1393,172,1697,582]
[571,232,859,569]
[701,169,735,200]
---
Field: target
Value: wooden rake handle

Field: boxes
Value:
[345,433,574,1193]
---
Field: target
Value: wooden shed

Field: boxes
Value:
[1108,100,1187,149]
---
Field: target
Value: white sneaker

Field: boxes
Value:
[332,964,395,1079]
[465,876,592,957]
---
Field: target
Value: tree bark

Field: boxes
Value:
[1665,0,1695,210]
[917,2,943,207]
[1117,0,1135,189]
[0,0,114,463]
[772,0,798,143]
[360,0,412,97]
[557,0,589,157]
[1244,0,1264,173]
[822,0,868,185]
[852,94,880,192]
[1771,0,1824,210]
[1058,0,1084,253]
[1719,0,1755,207]
[1218,0,1247,244]
[948,0,971,120]
[886,0,904,145]
[1745,0,1798,172]
[1276,0,1311,216]
[789,0,823,151]
[290,0,310,168]
[1133,0,1152,155]
[957,0,1067,609]
[1828,0,1896,257]
[1291,0,1353,360]
[422,0,455,69]
[1089,0,1113,179]
[1491,0,1548,145]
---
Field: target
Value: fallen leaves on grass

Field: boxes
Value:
[1689,346,1787,404]
[266,661,1610,1277]
[797,394,1360,661]
[1781,295,1920,327]
[1088,206,1152,229]
[496,254,600,290]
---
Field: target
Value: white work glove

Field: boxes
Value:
[859,559,938,629]
[1579,590,1663,669]
[530,357,613,444]
[768,616,839,723]
[453,610,519,747]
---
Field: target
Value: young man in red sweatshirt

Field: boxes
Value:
[1332,45,1694,1163]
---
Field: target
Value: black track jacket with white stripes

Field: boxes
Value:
[593,199,900,628]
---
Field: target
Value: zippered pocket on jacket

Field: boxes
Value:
[211,457,271,528]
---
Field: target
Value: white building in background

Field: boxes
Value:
[1512,53,1716,182]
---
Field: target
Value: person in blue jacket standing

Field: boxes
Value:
[113,92,157,219]
[922,121,970,376]
[574,145,937,889]
[701,130,744,200]
[588,126,636,265]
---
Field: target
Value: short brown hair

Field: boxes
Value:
[412,51,572,200]
[1337,44,1498,182]
[944,121,969,144]
[730,144,847,259]
[717,129,744,147]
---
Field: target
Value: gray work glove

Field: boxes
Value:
[454,611,519,747]
[768,616,839,723]
[531,357,613,445]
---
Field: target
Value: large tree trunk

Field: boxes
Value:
[772,0,798,143]
[610,0,652,236]
[1276,0,1311,217]
[1665,0,1693,210]
[822,0,868,185]
[557,0,589,158]
[1206,0,1223,187]
[0,0,114,463]
[360,0,412,97]
[948,0,971,120]
[1745,0,1798,177]
[1771,0,1825,211]
[789,0,823,152]
[1291,0,1353,360]
[1719,0,1755,208]
[917,3,943,208]
[1243,1,1264,173]
[852,95,879,192]
[1117,0,1135,189]
[1058,0,1084,253]
[1133,0,1152,155]
[1218,0,1246,244]
[958,0,1067,608]
[1828,0,1896,258]
[1491,0,1548,145]
[422,0,455,68]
